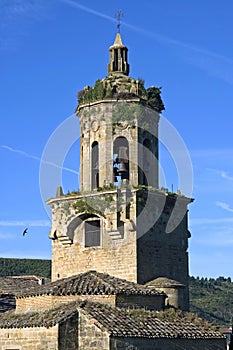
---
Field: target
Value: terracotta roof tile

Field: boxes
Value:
[145,277,185,288]
[18,271,164,298]
[0,300,225,339]
[0,294,15,313]
[0,277,41,295]
[80,301,224,339]
[0,303,77,329]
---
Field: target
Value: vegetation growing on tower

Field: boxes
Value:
[77,75,165,113]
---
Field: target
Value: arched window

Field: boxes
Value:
[143,138,151,186]
[91,141,99,189]
[67,214,101,247]
[113,137,129,184]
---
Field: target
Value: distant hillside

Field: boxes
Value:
[189,276,233,327]
[0,258,232,326]
[0,258,51,279]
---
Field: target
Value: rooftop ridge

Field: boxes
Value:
[17,271,164,298]
[0,300,224,339]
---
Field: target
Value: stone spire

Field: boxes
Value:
[108,33,130,76]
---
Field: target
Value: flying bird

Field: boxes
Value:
[22,228,28,236]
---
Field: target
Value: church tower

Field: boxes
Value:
[47,33,193,311]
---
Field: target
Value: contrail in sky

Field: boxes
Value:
[60,0,116,23]
[1,145,79,175]
[206,168,233,181]
[61,0,233,65]
[2,145,41,162]
[60,0,233,85]
[216,201,233,213]
[221,171,233,181]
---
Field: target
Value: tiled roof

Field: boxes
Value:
[0,302,77,329]
[80,301,224,339]
[0,300,225,339]
[0,277,41,295]
[18,271,164,298]
[0,294,15,313]
[145,277,185,288]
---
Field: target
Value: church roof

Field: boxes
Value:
[0,276,41,295]
[0,300,224,340]
[0,277,45,312]
[145,277,185,288]
[0,301,77,329]
[17,271,164,298]
[80,301,224,339]
[0,295,15,313]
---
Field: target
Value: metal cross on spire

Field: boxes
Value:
[115,10,123,33]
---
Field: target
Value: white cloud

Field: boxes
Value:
[0,220,51,227]
[190,215,233,248]
[216,201,233,213]
[189,250,233,278]
[191,149,233,159]
[221,171,233,181]
[2,145,79,175]
[207,168,233,181]
[190,217,233,225]
[0,251,51,259]
[0,233,15,239]
[191,225,233,247]
[1,0,46,20]
[0,0,51,51]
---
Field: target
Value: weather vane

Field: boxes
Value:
[115,10,123,33]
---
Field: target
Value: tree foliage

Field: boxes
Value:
[0,258,51,278]
[0,258,232,327]
[189,275,233,327]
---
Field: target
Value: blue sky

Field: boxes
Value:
[0,0,233,278]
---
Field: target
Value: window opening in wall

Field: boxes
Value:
[126,202,130,219]
[85,220,100,247]
[96,172,99,188]
[142,138,151,186]
[125,188,131,220]
[91,141,99,189]
[114,49,118,71]
[113,137,129,186]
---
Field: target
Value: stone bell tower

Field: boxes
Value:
[78,33,159,192]
[47,33,193,311]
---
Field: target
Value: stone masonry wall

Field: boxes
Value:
[16,294,116,312]
[0,325,58,350]
[136,192,191,310]
[59,313,78,350]
[116,294,165,311]
[110,337,226,350]
[48,190,137,283]
[79,312,110,350]
[157,286,185,309]
[52,238,137,282]
[78,102,141,191]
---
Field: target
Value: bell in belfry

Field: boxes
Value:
[117,161,127,173]
[118,146,128,162]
